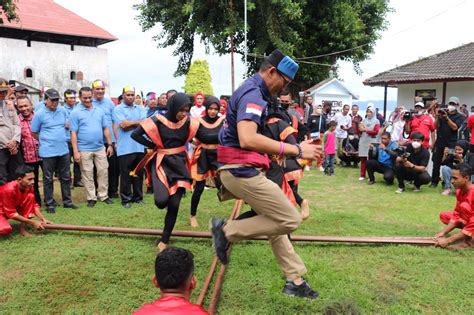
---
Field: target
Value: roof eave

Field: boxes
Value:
[364,77,474,87]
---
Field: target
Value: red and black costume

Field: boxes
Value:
[131,93,199,244]
[190,96,224,217]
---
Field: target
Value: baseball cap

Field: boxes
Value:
[414,102,424,108]
[44,88,60,100]
[267,49,299,81]
[146,92,157,100]
[122,85,135,94]
[92,79,106,89]
[448,96,460,105]
[0,78,9,92]
[15,85,29,93]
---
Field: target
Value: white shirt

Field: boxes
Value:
[190,105,206,118]
[333,112,352,138]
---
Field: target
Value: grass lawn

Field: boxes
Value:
[1,166,473,314]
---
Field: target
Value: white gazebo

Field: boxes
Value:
[307,78,359,113]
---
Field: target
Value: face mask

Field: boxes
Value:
[280,102,289,110]
[412,141,421,149]
[448,105,456,112]
[415,110,423,116]
[348,135,355,140]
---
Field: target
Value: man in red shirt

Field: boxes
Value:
[0,165,51,236]
[434,163,474,250]
[134,247,208,315]
[405,102,435,149]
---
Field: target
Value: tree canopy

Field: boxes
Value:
[0,0,17,24]
[183,59,214,96]
[135,0,391,89]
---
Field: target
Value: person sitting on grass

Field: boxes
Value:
[0,165,51,236]
[133,247,208,315]
[434,163,474,250]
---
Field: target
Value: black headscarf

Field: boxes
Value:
[165,92,191,123]
[456,139,469,154]
[203,96,221,123]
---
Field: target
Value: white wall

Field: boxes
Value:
[397,81,474,110]
[0,37,111,104]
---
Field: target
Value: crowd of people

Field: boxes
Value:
[1,48,474,310]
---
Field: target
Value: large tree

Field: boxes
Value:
[135,0,390,89]
[183,59,214,96]
[0,0,18,24]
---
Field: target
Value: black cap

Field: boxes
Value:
[15,85,29,93]
[44,88,60,100]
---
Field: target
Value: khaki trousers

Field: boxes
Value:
[79,148,109,201]
[220,170,307,279]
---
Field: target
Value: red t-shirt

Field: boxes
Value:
[451,187,474,237]
[0,181,38,219]
[408,114,435,148]
[133,296,208,315]
[467,115,474,144]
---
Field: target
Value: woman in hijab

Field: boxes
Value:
[189,96,224,227]
[190,91,206,118]
[358,105,380,180]
[131,93,199,251]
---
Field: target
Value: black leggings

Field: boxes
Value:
[288,180,303,206]
[152,163,185,244]
[190,180,205,216]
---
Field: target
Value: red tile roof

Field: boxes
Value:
[1,0,117,42]
[364,42,474,87]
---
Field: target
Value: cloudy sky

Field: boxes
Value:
[56,0,474,101]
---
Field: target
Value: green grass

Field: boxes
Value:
[1,166,473,314]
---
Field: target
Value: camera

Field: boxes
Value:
[447,148,456,155]
[403,110,415,121]
[437,108,447,116]
[394,146,411,159]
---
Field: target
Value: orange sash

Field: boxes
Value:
[131,115,199,195]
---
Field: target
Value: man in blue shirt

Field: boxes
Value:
[211,50,321,299]
[367,132,398,185]
[70,87,114,208]
[63,89,82,188]
[31,88,77,213]
[113,85,146,208]
[92,79,120,199]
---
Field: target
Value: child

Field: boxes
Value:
[322,120,337,176]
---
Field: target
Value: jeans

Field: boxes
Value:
[441,165,452,189]
[323,154,336,175]
[42,154,73,207]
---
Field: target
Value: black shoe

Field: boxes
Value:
[109,193,119,199]
[74,182,84,188]
[103,198,113,205]
[282,280,319,299]
[134,200,144,205]
[210,218,229,264]
[87,200,97,208]
[64,204,78,209]
[429,182,438,188]
[367,180,375,185]
[46,206,56,214]
[122,203,132,209]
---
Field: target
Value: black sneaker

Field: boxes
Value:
[210,218,229,264]
[122,203,132,209]
[109,193,119,199]
[282,280,319,299]
[134,200,144,205]
[429,182,438,188]
[64,204,78,209]
[367,180,375,185]
[87,200,97,208]
[46,206,56,214]
[103,198,113,205]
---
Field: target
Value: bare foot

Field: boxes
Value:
[19,224,33,237]
[156,241,167,253]
[300,199,310,221]
[190,216,199,228]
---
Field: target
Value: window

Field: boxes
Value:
[76,71,83,81]
[70,71,76,80]
[25,68,33,78]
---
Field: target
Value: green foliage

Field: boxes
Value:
[0,0,18,24]
[183,59,214,96]
[1,167,474,313]
[134,0,391,87]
